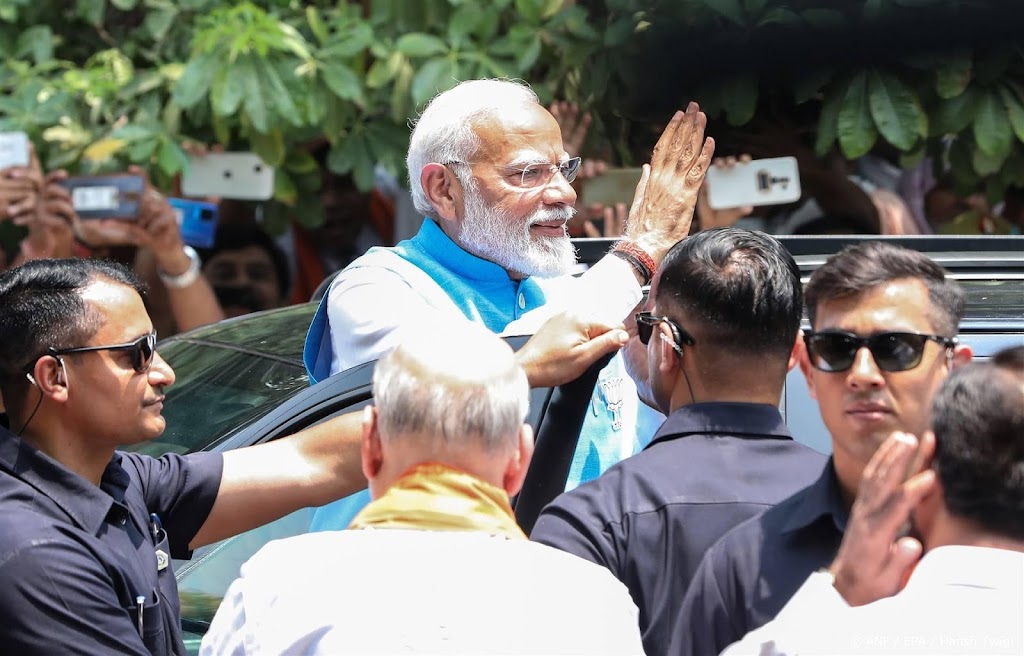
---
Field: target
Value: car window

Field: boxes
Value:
[123,341,308,457]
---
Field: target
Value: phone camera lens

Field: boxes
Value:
[200,209,215,221]
[223,170,232,179]
[254,164,263,173]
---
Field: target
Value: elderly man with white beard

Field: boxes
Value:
[303,78,714,528]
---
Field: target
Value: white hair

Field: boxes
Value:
[406,78,540,219]
[373,323,530,453]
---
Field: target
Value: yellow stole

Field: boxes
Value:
[348,462,526,540]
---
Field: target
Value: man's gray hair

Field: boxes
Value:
[406,79,540,219]
[372,323,530,453]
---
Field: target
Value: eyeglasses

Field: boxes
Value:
[447,157,582,189]
[804,331,956,373]
[635,312,696,356]
[48,332,158,373]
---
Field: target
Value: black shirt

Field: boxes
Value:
[0,423,222,655]
[530,402,826,656]
[668,460,848,656]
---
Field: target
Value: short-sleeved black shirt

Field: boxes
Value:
[0,422,223,655]
[668,460,848,656]
[530,402,826,656]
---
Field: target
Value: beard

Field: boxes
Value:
[458,183,578,278]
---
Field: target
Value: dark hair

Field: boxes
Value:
[931,346,1024,540]
[655,227,802,360]
[198,215,291,296]
[804,242,965,335]
[0,258,144,388]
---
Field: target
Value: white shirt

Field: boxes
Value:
[201,529,646,655]
[723,545,1024,655]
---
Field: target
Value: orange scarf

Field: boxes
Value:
[348,463,526,540]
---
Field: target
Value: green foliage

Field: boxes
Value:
[2,0,1022,226]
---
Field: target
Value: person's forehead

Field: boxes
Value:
[79,279,153,341]
[471,105,566,164]
[813,278,936,332]
[206,246,274,269]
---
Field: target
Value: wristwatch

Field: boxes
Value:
[158,245,202,289]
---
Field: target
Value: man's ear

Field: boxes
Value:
[360,406,383,483]
[503,424,535,497]
[657,324,679,375]
[30,356,69,403]
[788,330,805,373]
[420,163,462,222]
[949,343,973,370]
[797,338,818,402]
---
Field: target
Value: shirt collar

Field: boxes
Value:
[780,458,849,535]
[909,545,1024,592]
[412,219,517,283]
[647,402,792,448]
[0,425,131,534]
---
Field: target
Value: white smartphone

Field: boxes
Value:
[0,131,30,169]
[705,156,801,210]
[181,152,275,200]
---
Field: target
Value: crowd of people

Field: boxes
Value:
[0,77,1021,656]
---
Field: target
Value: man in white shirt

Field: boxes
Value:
[724,346,1024,655]
[202,324,645,655]
[304,79,714,505]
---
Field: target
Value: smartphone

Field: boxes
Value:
[705,157,802,210]
[581,168,642,208]
[0,131,30,170]
[181,152,275,201]
[60,175,146,220]
[169,198,219,249]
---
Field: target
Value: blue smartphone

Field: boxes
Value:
[169,198,219,249]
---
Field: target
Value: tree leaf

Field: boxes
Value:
[997,86,1024,143]
[935,49,972,99]
[721,74,758,127]
[517,35,542,71]
[210,66,245,116]
[515,0,544,24]
[867,70,926,150]
[284,149,318,174]
[395,33,448,58]
[448,3,484,44]
[837,72,878,159]
[173,54,218,109]
[603,18,634,47]
[701,0,744,26]
[272,168,297,205]
[971,144,1006,176]
[322,61,364,104]
[144,7,178,40]
[109,0,137,9]
[249,129,285,167]
[77,0,106,25]
[238,57,269,133]
[801,9,845,29]
[973,91,1013,158]
[793,66,834,105]
[16,26,54,65]
[930,87,980,136]
[156,139,189,176]
[757,7,800,26]
[411,58,454,107]
[815,87,843,156]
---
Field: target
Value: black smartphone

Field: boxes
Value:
[60,175,145,220]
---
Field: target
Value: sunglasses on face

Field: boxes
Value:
[635,312,696,355]
[804,331,956,373]
[49,332,158,374]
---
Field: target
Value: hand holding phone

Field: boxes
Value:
[705,156,801,210]
[60,174,145,220]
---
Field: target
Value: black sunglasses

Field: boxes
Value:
[635,312,696,355]
[49,332,158,374]
[804,331,956,373]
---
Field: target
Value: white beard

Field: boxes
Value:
[458,183,577,278]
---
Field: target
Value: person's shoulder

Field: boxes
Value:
[0,510,92,574]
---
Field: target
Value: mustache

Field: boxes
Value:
[528,205,577,226]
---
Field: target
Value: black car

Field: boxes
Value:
[129,235,1023,652]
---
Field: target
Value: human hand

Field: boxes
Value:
[829,431,937,606]
[582,202,628,238]
[516,311,629,388]
[624,102,716,265]
[0,146,44,223]
[696,155,755,231]
[550,101,592,156]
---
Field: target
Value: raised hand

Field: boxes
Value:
[829,431,937,606]
[624,102,716,265]
[550,101,592,156]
